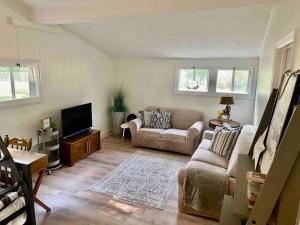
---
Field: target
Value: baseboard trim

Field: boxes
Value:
[101,129,112,139]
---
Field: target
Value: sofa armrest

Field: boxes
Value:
[203,130,215,140]
[186,121,204,154]
[128,118,142,137]
[187,121,204,140]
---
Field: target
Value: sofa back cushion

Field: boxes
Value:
[227,125,257,178]
[145,106,203,130]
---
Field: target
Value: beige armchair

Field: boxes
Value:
[129,106,204,155]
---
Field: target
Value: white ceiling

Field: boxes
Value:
[19,0,274,58]
[20,0,99,7]
[64,5,273,58]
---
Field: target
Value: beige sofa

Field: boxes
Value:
[178,125,256,219]
[128,106,204,155]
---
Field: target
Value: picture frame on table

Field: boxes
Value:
[41,116,52,131]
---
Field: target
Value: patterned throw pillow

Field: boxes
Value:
[150,111,171,129]
[210,126,241,159]
[139,110,155,127]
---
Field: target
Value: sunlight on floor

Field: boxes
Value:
[109,200,143,213]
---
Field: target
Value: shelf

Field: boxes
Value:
[44,140,59,151]
[48,159,61,167]
[40,129,59,137]
[220,195,242,225]
[232,154,255,218]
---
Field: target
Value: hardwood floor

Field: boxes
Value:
[35,136,218,225]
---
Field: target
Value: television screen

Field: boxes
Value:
[61,103,92,138]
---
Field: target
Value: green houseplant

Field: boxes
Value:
[109,87,128,136]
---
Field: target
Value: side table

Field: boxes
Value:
[209,119,241,129]
[120,122,129,142]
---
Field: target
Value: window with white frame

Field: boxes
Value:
[176,67,254,96]
[216,69,251,94]
[177,68,209,92]
[0,61,41,105]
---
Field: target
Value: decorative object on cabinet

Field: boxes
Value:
[220,96,234,119]
[60,129,101,167]
[37,129,62,174]
[41,116,52,131]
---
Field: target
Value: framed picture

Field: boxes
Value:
[260,71,300,174]
[41,116,51,130]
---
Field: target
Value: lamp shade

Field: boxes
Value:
[220,96,234,105]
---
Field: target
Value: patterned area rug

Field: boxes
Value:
[90,150,188,209]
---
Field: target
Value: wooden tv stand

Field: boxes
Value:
[60,129,101,166]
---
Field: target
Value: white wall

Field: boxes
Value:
[115,57,259,126]
[0,1,115,144]
[254,0,300,124]
[254,0,300,224]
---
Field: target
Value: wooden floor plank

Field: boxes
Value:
[35,136,218,225]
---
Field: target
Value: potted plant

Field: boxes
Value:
[109,87,128,136]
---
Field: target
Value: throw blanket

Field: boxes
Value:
[183,161,229,216]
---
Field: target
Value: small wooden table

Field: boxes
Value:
[209,119,241,129]
[8,148,51,215]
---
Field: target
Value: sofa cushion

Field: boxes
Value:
[227,125,256,178]
[145,106,203,130]
[198,139,212,150]
[150,111,171,129]
[162,129,187,143]
[139,110,157,127]
[138,128,165,138]
[191,148,229,169]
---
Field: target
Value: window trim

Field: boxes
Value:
[175,65,257,99]
[0,59,43,109]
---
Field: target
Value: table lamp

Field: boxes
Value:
[220,96,234,119]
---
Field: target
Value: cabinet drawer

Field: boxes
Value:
[71,140,88,163]
[89,132,100,153]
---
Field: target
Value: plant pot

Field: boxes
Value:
[112,112,126,136]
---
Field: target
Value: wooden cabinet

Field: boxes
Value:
[60,130,101,166]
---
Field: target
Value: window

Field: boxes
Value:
[177,68,209,92]
[0,61,41,106]
[216,69,250,94]
[176,66,254,97]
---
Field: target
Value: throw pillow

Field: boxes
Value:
[139,109,158,127]
[139,110,152,127]
[210,126,241,159]
[150,111,171,129]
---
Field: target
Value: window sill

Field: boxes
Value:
[174,90,255,100]
[0,97,43,109]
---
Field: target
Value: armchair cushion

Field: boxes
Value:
[162,129,187,143]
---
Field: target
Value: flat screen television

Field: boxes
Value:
[61,103,92,139]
